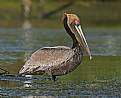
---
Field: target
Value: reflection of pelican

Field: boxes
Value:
[19,13,92,81]
[23,75,32,88]
[22,19,32,30]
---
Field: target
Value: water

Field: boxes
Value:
[0,27,121,97]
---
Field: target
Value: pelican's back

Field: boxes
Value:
[19,46,83,76]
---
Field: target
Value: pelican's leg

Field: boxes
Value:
[51,75,56,82]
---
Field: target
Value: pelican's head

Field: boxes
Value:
[62,13,92,60]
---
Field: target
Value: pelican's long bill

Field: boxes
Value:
[70,21,92,60]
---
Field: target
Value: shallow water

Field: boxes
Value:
[0,27,121,97]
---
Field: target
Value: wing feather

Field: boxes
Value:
[19,46,74,75]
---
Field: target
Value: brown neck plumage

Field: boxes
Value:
[63,16,78,48]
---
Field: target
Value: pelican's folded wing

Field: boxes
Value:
[19,46,74,75]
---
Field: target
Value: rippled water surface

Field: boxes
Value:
[0,27,121,97]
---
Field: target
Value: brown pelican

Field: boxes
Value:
[19,13,92,81]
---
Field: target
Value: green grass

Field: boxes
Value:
[61,56,121,82]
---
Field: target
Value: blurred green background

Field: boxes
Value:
[0,0,121,28]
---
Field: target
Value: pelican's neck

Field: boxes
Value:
[63,16,78,49]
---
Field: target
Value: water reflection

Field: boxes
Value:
[104,35,120,56]
[85,28,121,56]
[1,75,121,97]
[0,27,121,59]
[0,27,121,97]
[22,96,55,98]
[23,75,32,88]
[0,57,121,98]
[21,30,34,61]
[22,19,32,30]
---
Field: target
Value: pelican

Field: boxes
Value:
[19,13,92,81]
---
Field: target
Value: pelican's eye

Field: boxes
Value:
[74,19,80,26]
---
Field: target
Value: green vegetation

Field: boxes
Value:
[61,56,121,82]
[0,1,121,28]
[0,0,20,20]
